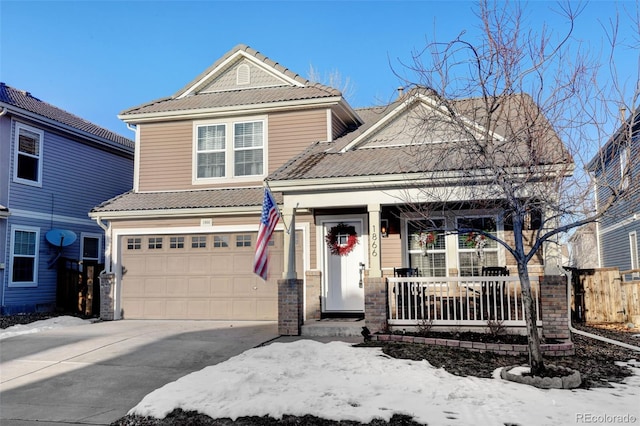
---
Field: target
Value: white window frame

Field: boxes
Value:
[9,225,40,287]
[455,215,501,277]
[80,232,103,263]
[405,217,448,277]
[630,231,639,278]
[13,122,44,187]
[620,144,630,190]
[192,116,267,184]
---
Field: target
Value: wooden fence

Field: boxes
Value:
[572,267,640,324]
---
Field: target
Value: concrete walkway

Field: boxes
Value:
[0,319,278,425]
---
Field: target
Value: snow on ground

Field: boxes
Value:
[131,340,640,426]
[0,316,92,340]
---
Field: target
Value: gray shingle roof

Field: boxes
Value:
[0,83,134,150]
[268,92,571,181]
[91,187,281,213]
[120,86,339,116]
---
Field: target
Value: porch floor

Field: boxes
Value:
[301,319,365,337]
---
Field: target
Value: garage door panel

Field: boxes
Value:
[186,277,210,296]
[124,257,146,275]
[187,300,210,318]
[121,299,144,318]
[144,278,166,296]
[188,255,210,274]
[145,257,166,274]
[143,300,165,318]
[232,300,256,320]
[122,277,145,297]
[211,254,234,273]
[257,299,277,319]
[166,278,188,295]
[211,277,233,296]
[120,231,288,320]
[165,300,187,318]
[167,257,188,274]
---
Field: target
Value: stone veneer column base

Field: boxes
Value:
[278,278,303,335]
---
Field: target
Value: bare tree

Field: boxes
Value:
[396,0,640,375]
[308,64,356,102]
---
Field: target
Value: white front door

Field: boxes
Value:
[323,219,366,312]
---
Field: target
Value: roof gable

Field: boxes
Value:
[175,45,312,99]
[341,91,500,152]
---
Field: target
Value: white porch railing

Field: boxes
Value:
[387,276,541,327]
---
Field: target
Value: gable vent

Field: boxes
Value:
[236,64,250,85]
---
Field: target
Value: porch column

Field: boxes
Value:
[368,204,382,278]
[282,207,296,279]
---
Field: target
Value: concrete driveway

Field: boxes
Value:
[0,319,278,425]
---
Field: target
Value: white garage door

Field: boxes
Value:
[119,230,300,320]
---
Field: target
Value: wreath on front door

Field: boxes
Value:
[325,223,359,256]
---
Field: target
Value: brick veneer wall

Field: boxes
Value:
[540,275,571,340]
[278,278,303,335]
[364,276,388,333]
[305,270,321,320]
[370,334,575,356]
[99,273,115,321]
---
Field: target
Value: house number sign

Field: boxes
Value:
[371,225,378,257]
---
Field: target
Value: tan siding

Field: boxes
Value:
[268,109,327,173]
[381,234,403,269]
[138,121,193,191]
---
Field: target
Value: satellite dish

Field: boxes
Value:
[45,229,77,247]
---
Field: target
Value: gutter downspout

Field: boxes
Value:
[94,216,112,274]
[0,106,7,310]
[566,269,640,352]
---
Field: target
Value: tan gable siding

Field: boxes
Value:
[138,121,193,191]
[268,109,327,173]
[201,59,289,93]
[360,103,467,148]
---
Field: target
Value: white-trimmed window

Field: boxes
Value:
[407,218,447,277]
[81,233,102,262]
[194,117,266,182]
[620,144,631,190]
[13,123,44,186]
[9,225,39,287]
[630,231,639,278]
[456,216,499,276]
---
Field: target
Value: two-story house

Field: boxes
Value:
[91,44,569,328]
[0,83,134,315]
[587,107,640,277]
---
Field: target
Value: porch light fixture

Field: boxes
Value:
[380,219,389,238]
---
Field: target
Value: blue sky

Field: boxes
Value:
[1,1,638,138]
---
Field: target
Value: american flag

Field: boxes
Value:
[254,188,280,280]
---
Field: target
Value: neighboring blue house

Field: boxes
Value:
[0,83,134,315]
[587,107,640,278]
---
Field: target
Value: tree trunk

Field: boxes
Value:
[517,262,545,375]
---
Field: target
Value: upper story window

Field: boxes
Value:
[194,117,266,183]
[620,143,631,190]
[14,123,44,186]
